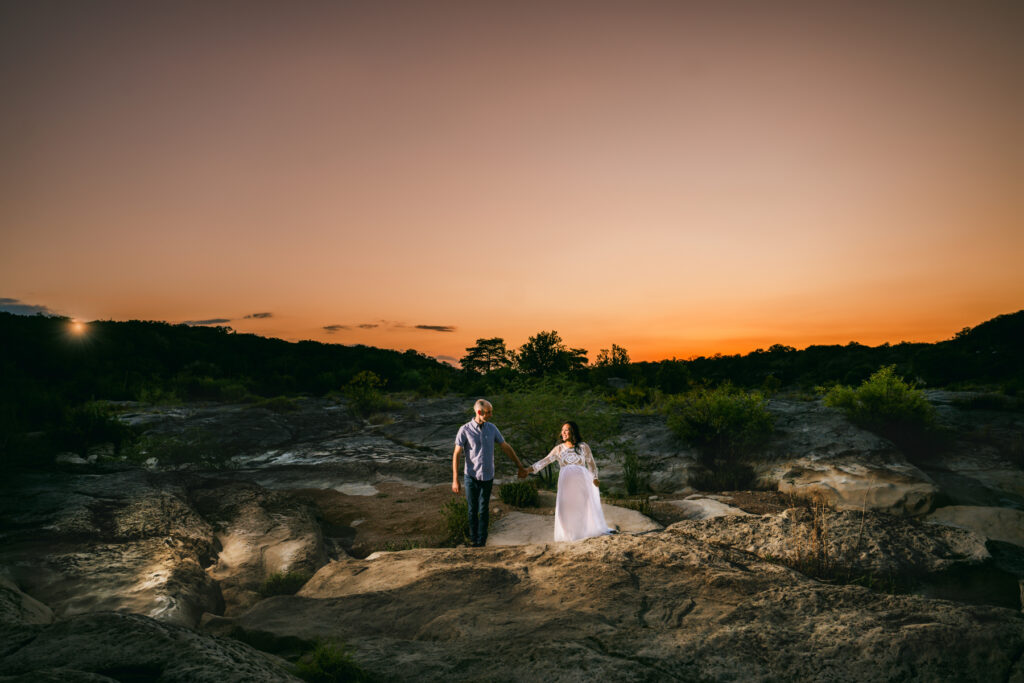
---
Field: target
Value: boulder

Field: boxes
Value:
[772,458,938,515]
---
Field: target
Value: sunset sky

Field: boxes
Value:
[2,1,1021,365]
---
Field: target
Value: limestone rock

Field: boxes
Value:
[772,458,938,515]
[927,506,1024,547]
[668,507,990,578]
[667,496,752,520]
[192,482,328,614]
[0,472,222,628]
[0,612,300,682]
[0,576,53,627]
[227,532,1024,682]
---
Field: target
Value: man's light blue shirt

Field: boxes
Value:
[455,420,505,481]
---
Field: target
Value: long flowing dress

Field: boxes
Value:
[529,442,613,542]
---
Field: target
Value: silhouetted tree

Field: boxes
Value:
[516,331,588,376]
[459,337,515,374]
[595,344,630,368]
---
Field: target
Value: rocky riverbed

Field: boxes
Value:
[2,392,1023,680]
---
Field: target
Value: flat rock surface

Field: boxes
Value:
[225,531,1024,682]
[927,505,1024,547]
[0,612,299,682]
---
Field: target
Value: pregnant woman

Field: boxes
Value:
[527,421,614,542]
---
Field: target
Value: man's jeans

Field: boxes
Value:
[464,475,493,546]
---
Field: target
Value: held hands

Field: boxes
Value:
[593,478,600,487]
[517,465,529,479]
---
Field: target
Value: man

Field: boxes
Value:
[452,398,527,547]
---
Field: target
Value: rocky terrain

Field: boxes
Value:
[1,392,1023,680]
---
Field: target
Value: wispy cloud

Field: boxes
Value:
[357,323,379,329]
[244,312,273,319]
[0,297,58,316]
[183,318,232,326]
[416,324,456,333]
[435,355,457,362]
[323,324,350,333]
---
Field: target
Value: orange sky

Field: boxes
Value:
[1,1,1021,365]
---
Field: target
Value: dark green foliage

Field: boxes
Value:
[516,331,587,377]
[823,366,937,456]
[0,313,459,467]
[258,571,312,597]
[343,371,401,417]
[459,337,515,374]
[824,365,935,435]
[441,496,471,546]
[294,640,372,683]
[498,480,539,507]
[621,447,644,495]
[665,385,773,490]
[121,428,233,469]
[495,377,619,486]
[55,401,135,457]
[594,344,630,367]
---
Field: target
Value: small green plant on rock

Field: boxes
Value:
[259,570,312,597]
[620,446,645,495]
[294,639,372,683]
[441,496,471,546]
[498,480,539,507]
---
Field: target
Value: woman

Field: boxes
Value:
[527,421,613,542]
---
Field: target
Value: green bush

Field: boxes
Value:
[344,371,402,418]
[258,571,312,597]
[823,365,935,442]
[498,480,539,507]
[121,427,234,469]
[495,377,619,486]
[294,639,372,683]
[441,496,470,546]
[664,385,773,490]
[621,447,644,495]
[55,401,135,457]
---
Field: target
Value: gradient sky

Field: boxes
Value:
[2,1,1021,364]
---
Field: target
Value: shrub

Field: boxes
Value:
[294,639,372,683]
[664,385,773,490]
[498,480,539,507]
[621,447,644,495]
[823,365,935,444]
[258,571,312,597]
[55,401,135,457]
[440,496,491,546]
[344,371,402,418]
[495,378,619,486]
[121,427,234,469]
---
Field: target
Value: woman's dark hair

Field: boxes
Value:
[561,421,583,452]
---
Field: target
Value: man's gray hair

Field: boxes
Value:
[473,399,493,413]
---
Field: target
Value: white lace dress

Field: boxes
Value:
[530,442,613,542]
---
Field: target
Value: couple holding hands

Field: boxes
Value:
[452,399,613,547]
